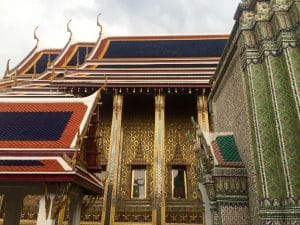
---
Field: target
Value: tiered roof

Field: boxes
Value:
[0,103,86,148]
[0,92,103,194]
[1,34,228,96]
[0,31,228,193]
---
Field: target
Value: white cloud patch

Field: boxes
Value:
[0,0,240,75]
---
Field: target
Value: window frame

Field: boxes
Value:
[130,166,147,199]
[171,166,187,199]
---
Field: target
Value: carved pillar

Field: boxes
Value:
[197,92,209,132]
[101,94,123,225]
[244,62,286,200]
[282,46,300,197]
[154,94,165,225]
[238,1,300,223]
[283,47,300,121]
[260,1,300,199]
[36,194,56,225]
[0,194,4,214]
[264,53,300,198]
[68,187,83,225]
[279,2,300,121]
[242,5,300,200]
[3,192,24,225]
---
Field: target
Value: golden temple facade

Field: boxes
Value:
[0,1,299,225]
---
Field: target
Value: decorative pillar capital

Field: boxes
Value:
[113,94,123,113]
[197,94,210,132]
[155,94,165,112]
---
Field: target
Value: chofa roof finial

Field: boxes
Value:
[97,13,103,38]
[67,19,73,40]
[4,59,10,78]
[34,26,39,47]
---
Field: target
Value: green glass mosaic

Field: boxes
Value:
[216,135,242,162]
[288,48,300,93]
[269,54,300,197]
[251,62,286,198]
[244,68,263,198]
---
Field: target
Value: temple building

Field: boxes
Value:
[0,0,299,225]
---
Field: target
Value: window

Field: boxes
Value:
[172,167,187,199]
[131,167,146,199]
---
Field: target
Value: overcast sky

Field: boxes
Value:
[0,0,240,75]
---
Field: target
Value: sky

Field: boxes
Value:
[0,0,241,75]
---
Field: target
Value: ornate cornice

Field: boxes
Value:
[238,0,299,69]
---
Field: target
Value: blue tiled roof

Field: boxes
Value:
[96,63,218,69]
[0,112,72,141]
[26,53,58,74]
[90,73,211,77]
[103,39,227,58]
[67,47,93,66]
[0,160,44,166]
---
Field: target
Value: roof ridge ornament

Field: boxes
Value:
[75,129,83,149]
[12,71,17,86]
[34,26,39,48]
[50,67,56,81]
[96,13,103,38]
[3,59,10,78]
[95,75,108,104]
[99,75,108,93]
[47,54,51,67]
[67,19,73,41]
[32,63,37,80]
[76,50,80,67]
[64,67,68,78]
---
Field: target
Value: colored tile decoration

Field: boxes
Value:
[67,47,93,66]
[220,205,250,225]
[0,112,72,141]
[0,160,44,166]
[0,160,64,172]
[104,39,227,58]
[0,103,87,148]
[211,135,244,167]
[216,135,241,162]
[25,53,58,74]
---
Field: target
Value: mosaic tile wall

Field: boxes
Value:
[211,1,300,223]
[220,205,250,225]
[211,51,256,223]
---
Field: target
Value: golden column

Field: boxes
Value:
[197,92,209,132]
[101,93,123,225]
[154,94,165,225]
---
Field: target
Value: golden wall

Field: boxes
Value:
[100,94,205,225]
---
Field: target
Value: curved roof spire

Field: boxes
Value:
[3,59,10,78]
[96,13,103,39]
[4,26,41,77]
[67,19,73,41]
[34,26,39,48]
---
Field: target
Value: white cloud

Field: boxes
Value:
[0,0,240,75]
